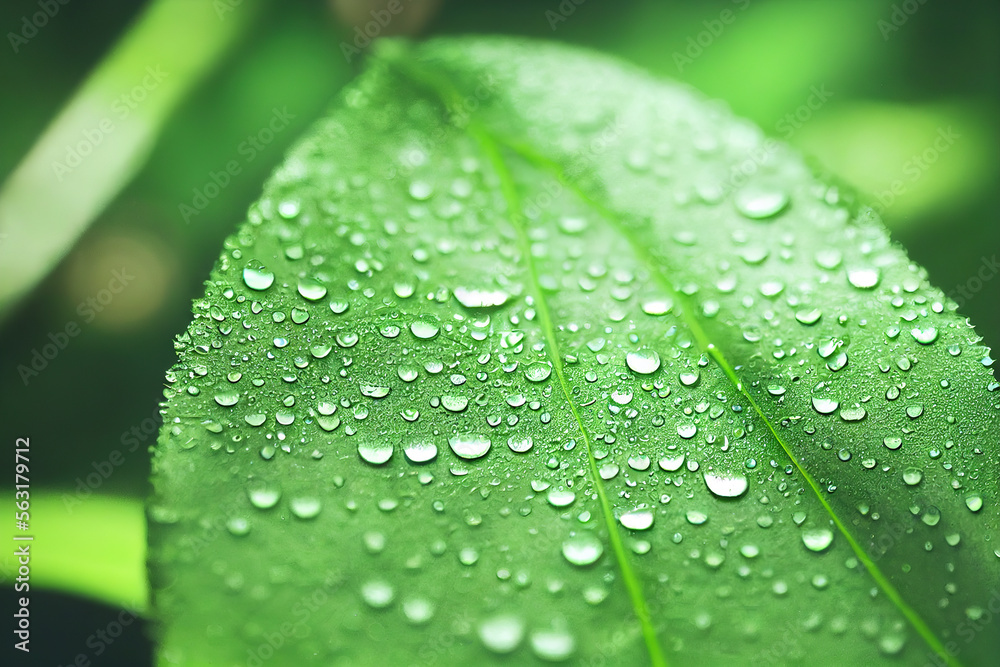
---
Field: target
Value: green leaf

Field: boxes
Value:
[149,37,1000,666]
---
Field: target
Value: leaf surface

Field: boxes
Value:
[150,37,1000,666]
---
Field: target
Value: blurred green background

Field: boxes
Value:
[1,0,997,664]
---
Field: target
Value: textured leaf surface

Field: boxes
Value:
[149,37,1000,666]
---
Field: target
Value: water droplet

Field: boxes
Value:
[403,441,437,464]
[409,180,433,200]
[686,510,708,525]
[410,318,440,339]
[848,268,880,289]
[558,216,588,234]
[244,412,265,427]
[525,362,553,382]
[966,495,983,512]
[449,435,491,459]
[620,508,655,530]
[802,528,834,552]
[358,442,394,465]
[242,261,274,291]
[246,479,281,509]
[677,423,697,439]
[561,533,603,566]
[478,615,525,654]
[703,472,748,498]
[839,405,866,422]
[290,496,321,519]
[734,184,789,219]
[530,629,575,661]
[659,455,685,471]
[402,597,435,625]
[360,580,394,608]
[902,468,923,486]
[296,277,327,301]
[454,286,510,309]
[507,436,534,453]
[360,384,391,399]
[879,633,907,656]
[214,391,239,407]
[640,296,673,316]
[626,349,661,375]
[795,308,822,325]
[911,326,938,344]
[811,397,839,414]
[547,489,576,507]
[226,516,250,536]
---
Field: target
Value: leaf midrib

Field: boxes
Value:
[473,126,668,667]
[377,43,961,667]
[497,139,961,667]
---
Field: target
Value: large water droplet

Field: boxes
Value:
[626,349,661,375]
[454,286,510,309]
[530,629,576,662]
[561,533,603,566]
[449,435,491,459]
[965,495,983,512]
[478,615,525,654]
[734,184,789,219]
[525,362,553,383]
[910,326,938,344]
[296,277,327,301]
[802,528,834,552]
[620,507,655,530]
[360,580,394,608]
[847,268,880,289]
[246,479,281,509]
[358,442,394,465]
[410,318,441,339]
[290,496,321,519]
[242,262,275,290]
[403,441,437,464]
[703,471,748,498]
[811,397,839,415]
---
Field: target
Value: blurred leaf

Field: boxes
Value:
[149,37,999,666]
[2,492,147,612]
[0,0,260,320]
[793,101,997,228]
[604,0,884,124]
